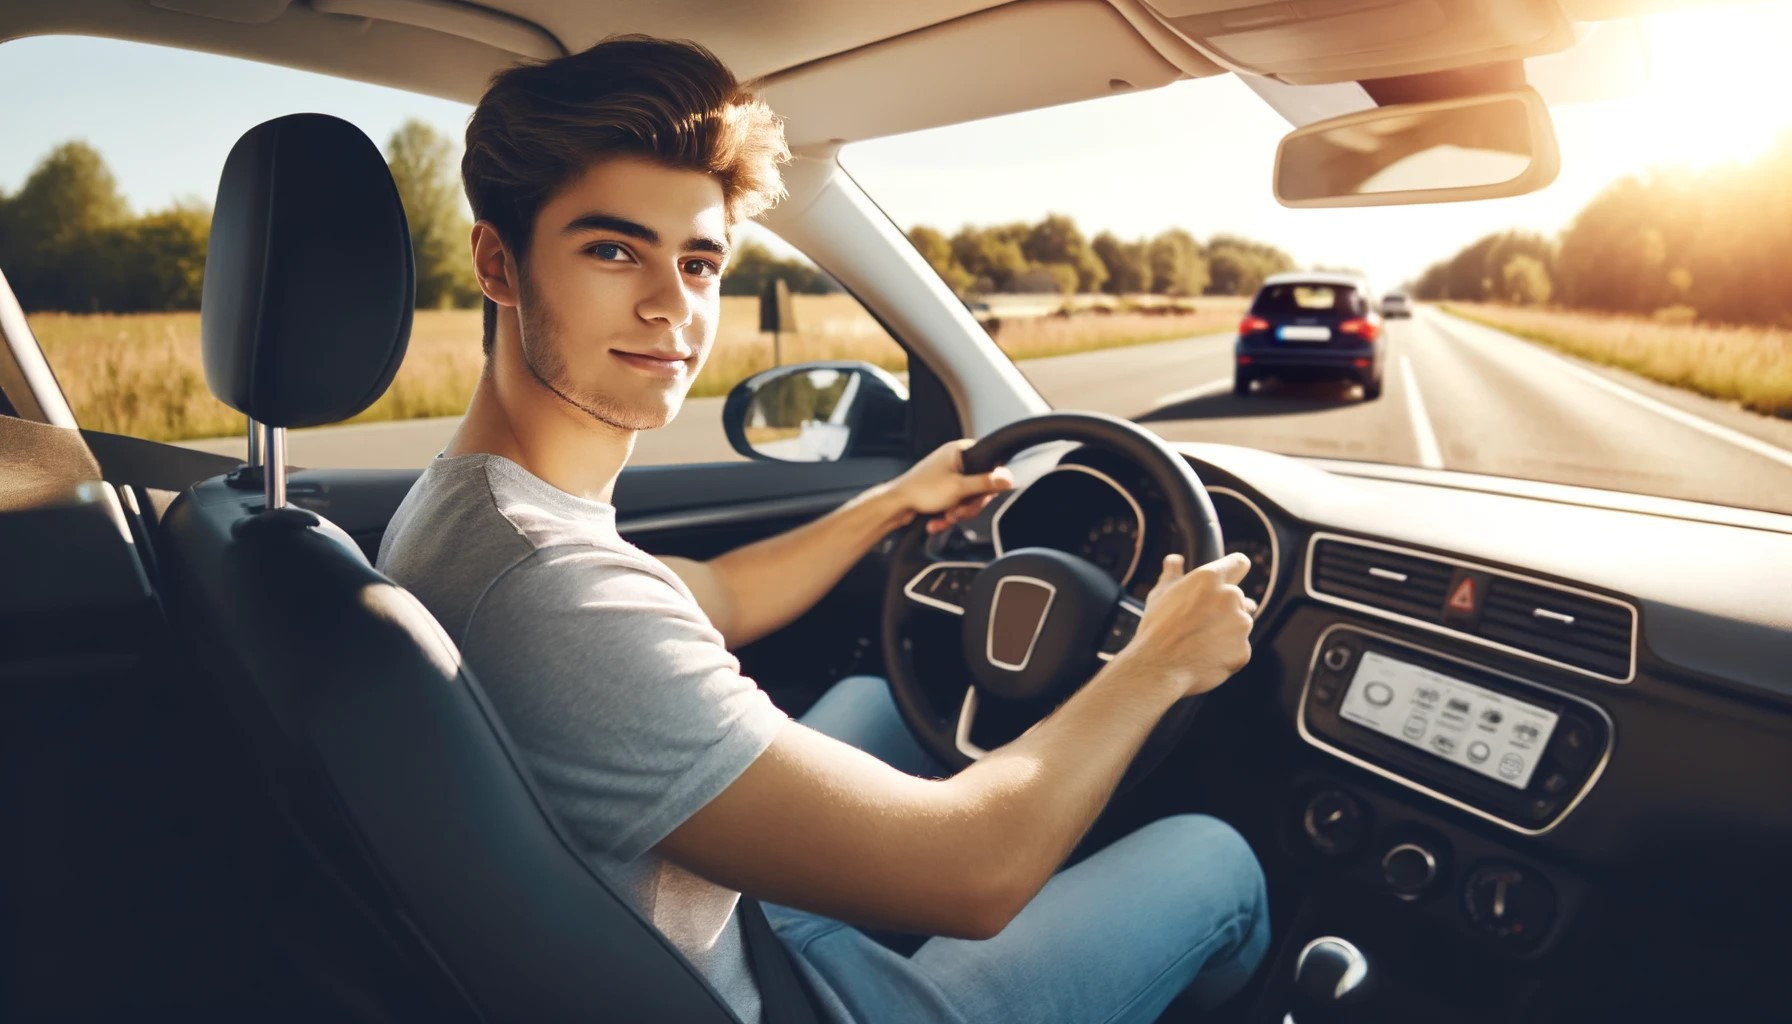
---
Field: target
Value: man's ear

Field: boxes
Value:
[471,221,519,308]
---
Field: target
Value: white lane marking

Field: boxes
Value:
[1397,354,1444,469]
[1442,312,1792,473]
[1154,376,1232,409]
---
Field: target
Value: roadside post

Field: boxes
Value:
[760,277,797,367]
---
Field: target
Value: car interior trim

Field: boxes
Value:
[954,686,988,760]
[1295,623,1617,837]
[901,560,984,615]
[617,489,868,535]
[1302,530,1640,684]
[1208,485,1281,617]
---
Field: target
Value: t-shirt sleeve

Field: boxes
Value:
[462,546,789,862]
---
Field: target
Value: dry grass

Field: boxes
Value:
[1443,303,1792,417]
[30,293,1247,441]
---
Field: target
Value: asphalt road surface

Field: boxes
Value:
[178,309,1792,516]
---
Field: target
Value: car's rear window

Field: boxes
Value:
[1252,283,1365,317]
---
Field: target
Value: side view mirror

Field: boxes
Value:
[1273,88,1561,208]
[722,361,909,463]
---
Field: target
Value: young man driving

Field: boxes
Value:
[378,35,1268,1024]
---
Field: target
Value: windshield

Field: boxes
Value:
[843,1,1792,518]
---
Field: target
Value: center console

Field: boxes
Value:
[1298,624,1612,834]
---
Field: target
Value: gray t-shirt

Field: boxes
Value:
[377,453,788,1024]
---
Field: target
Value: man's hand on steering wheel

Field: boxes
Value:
[1121,552,1258,699]
[886,439,1017,535]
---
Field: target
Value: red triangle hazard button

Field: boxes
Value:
[1447,576,1478,614]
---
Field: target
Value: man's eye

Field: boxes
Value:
[590,242,632,262]
[684,258,720,278]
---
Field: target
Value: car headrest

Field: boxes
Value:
[201,113,414,429]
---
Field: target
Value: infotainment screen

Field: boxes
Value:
[1338,652,1560,790]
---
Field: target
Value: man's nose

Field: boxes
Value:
[637,263,694,331]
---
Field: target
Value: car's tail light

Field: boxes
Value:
[1352,358,1371,368]
[1238,355,1254,365]
[1239,316,1270,334]
[1340,318,1380,341]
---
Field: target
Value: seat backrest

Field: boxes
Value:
[156,114,742,1023]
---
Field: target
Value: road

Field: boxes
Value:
[177,309,1792,515]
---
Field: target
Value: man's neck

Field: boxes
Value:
[445,335,633,505]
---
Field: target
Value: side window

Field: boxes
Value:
[2,36,903,470]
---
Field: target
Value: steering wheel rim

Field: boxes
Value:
[882,411,1226,777]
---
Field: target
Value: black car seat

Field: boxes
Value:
[155,114,820,1024]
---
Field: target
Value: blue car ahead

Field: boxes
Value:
[1235,272,1384,400]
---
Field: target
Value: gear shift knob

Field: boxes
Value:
[1286,936,1371,1024]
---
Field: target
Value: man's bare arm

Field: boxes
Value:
[662,441,1012,648]
[654,553,1254,939]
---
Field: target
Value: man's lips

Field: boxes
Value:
[611,349,693,378]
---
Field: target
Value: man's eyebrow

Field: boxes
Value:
[562,212,730,260]
[689,236,730,259]
[561,213,658,244]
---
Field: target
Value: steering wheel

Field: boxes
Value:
[882,411,1226,776]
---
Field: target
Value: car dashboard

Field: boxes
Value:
[974,440,1792,1020]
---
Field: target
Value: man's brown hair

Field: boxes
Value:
[462,35,789,355]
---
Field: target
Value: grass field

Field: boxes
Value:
[1442,303,1792,418]
[30,294,1247,441]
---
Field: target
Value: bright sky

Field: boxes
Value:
[3,1,1790,287]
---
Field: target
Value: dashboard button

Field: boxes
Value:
[1467,741,1491,764]
[1555,720,1597,770]
[1538,771,1572,795]
[1323,645,1353,672]
[1364,681,1394,706]
[1311,682,1339,705]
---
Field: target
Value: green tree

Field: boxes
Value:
[1500,254,1552,306]
[1204,235,1290,296]
[1091,232,1152,295]
[3,141,132,310]
[1021,214,1106,293]
[907,224,974,294]
[720,240,841,297]
[385,119,479,309]
[1146,228,1208,296]
[951,225,1028,293]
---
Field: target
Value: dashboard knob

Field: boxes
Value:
[1381,843,1438,900]
[1301,789,1366,856]
[1322,644,1353,672]
[1463,862,1555,944]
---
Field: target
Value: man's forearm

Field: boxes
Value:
[696,481,911,647]
[943,650,1192,921]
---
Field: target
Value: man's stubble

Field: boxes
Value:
[516,274,685,434]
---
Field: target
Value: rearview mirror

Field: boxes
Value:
[722,361,908,463]
[1274,89,1560,208]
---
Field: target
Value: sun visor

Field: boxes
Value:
[1135,0,1579,85]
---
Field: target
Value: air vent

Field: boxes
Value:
[1306,534,1638,683]
[1480,577,1633,681]
[1311,539,1452,622]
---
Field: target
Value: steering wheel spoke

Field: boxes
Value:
[953,687,988,760]
[1096,597,1145,663]
[902,560,985,616]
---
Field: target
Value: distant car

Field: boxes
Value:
[1381,291,1413,318]
[1235,272,1385,400]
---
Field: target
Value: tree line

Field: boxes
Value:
[2,129,1300,315]
[1412,132,1792,327]
[0,121,487,314]
[906,216,1297,297]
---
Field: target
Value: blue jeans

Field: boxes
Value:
[768,676,1270,1024]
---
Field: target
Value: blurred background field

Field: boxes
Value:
[34,294,1247,442]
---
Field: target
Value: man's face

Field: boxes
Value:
[515,156,729,432]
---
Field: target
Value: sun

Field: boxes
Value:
[1627,2,1792,169]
